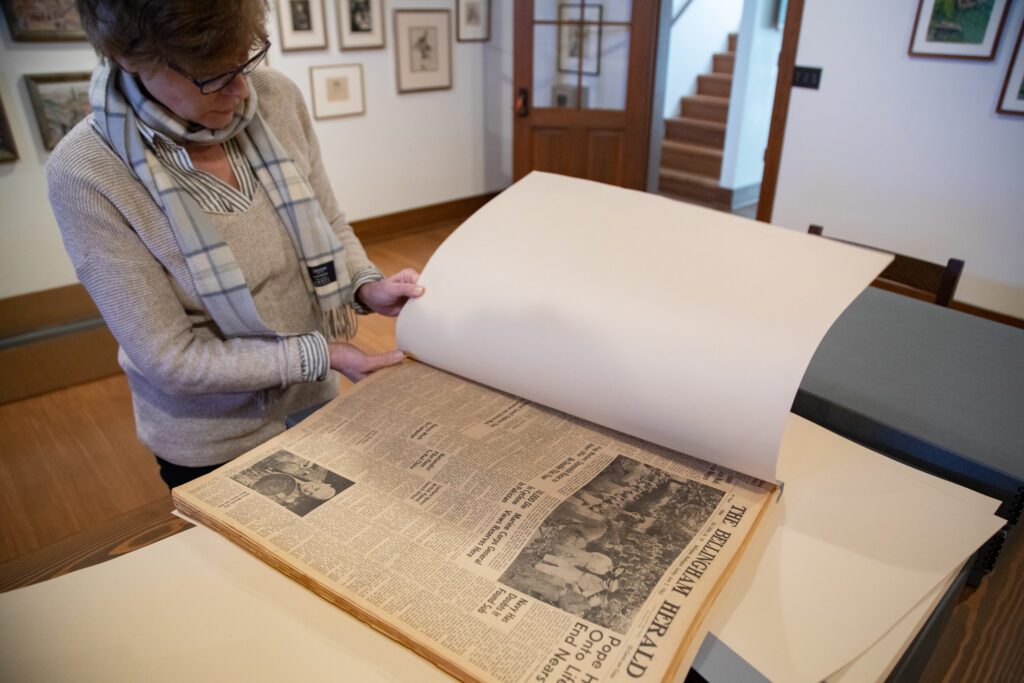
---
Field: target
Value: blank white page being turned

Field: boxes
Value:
[396,173,890,482]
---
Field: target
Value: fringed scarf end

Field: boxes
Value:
[323,304,358,341]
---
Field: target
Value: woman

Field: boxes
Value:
[48,0,421,488]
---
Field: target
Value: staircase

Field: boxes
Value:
[660,33,757,212]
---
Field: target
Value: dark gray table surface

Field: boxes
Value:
[795,287,1024,522]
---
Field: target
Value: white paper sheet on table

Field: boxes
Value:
[397,172,891,483]
[689,561,964,683]
[828,564,962,683]
[701,415,1002,683]
[0,527,453,683]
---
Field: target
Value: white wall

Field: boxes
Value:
[720,0,782,190]
[483,1,514,192]
[0,40,97,299]
[772,0,1024,317]
[0,0,513,300]
[647,0,676,192]
[662,0,744,119]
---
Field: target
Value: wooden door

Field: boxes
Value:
[513,0,660,189]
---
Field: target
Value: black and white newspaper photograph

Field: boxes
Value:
[499,455,725,633]
[231,450,354,517]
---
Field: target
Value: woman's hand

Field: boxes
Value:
[329,343,404,382]
[356,268,424,317]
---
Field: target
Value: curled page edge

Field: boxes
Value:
[397,172,891,482]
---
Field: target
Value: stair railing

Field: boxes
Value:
[671,0,698,25]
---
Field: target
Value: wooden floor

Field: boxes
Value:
[0,223,457,562]
[0,221,1021,681]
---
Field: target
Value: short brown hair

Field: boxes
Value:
[77,0,269,75]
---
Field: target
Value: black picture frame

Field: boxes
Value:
[393,9,453,94]
[24,72,93,151]
[456,0,491,43]
[557,3,602,76]
[996,22,1024,116]
[276,0,328,52]
[908,0,1011,60]
[1,0,86,42]
[0,93,18,162]
[338,0,386,50]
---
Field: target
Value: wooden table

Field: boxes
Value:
[0,496,189,593]
[2,485,1021,682]
[3,288,1022,680]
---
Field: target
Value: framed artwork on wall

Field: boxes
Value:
[25,72,92,151]
[0,94,18,162]
[909,0,1011,60]
[393,9,452,94]
[558,3,602,76]
[338,0,385,50]
[456,0,490,42]
[276,0,328,51]
[997,23,1024,115]
[309,64,366,118]
[0,0,86,41]
[551,83,590,108]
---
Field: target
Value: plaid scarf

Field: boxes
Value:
[88,59,357,340]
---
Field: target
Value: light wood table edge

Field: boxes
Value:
[0,495,190,593]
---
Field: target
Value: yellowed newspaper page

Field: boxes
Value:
[175,362,771,683]
[396,172,891,483]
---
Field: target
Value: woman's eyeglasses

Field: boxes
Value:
[167,41,271,95]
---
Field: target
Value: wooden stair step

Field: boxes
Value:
[728,32,738,53]
[658,168,731,210]
[697,73,732,98]
[664,117,726,147]
[659,167,720,189]
[661,140,723,177]
[681,94,729,123]
[713,52,735,74]
[659,192,730,213]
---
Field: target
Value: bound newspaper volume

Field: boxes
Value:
[174,362,771,682]
[173,173,893,682]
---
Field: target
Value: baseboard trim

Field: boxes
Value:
[0,283,101,339]
[0,191,502,403]
[950,300,1024,329]
[0,284,118,404]
[0,317,106,350]
[868,282,1024,328]
[9,183,1016,403]
[351,191,500,244]
[0,325,121,404]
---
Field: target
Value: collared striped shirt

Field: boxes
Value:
[137,120,257,214]
[136,120,331,382]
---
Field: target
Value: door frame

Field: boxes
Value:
[512,0,662,189]
[756,0,806,223]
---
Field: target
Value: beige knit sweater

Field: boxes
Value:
[47,69,380,467]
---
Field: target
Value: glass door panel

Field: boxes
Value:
[533,1,630,111]
[532,25,559,108]
[581,25,629,110]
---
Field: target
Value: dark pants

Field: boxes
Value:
[155,456,220,489]
[154,400,330,490]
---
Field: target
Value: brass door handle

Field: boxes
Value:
[515,87,530,117]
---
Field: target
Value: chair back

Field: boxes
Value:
[808,225,964,307]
